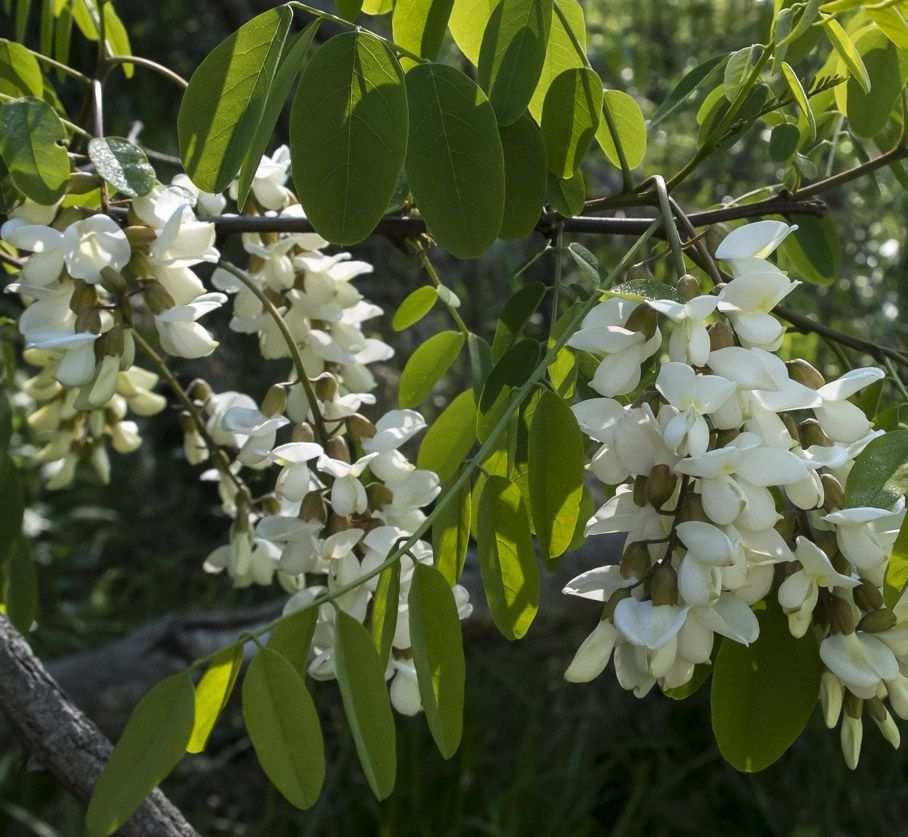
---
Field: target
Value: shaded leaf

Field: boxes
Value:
[0,97,69,204]
[845,430,908,509]
[499,112,547,238]
[88,137,155,198]
[267,606,317,676]
[541,66,602,178]
[370,561,400,667]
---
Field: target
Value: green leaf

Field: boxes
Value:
[467,332,493,399]
[778,215,840,286]
[884,516,908,608]
[491,281,547,361]
[334,610,397,800]
[235,21,322,210]
[0,40,43,97]
[87,137,155,198]
[769,122,800,161]
[845,430,908,509]
[85,673,195,836]
[779,62,815,142]
[527,0,587,121]
[405,63,505,259]
[102,3,133,78]
[649,53,726,127]
[178,6,291,192]
[448,0,498,64]
[499,113,547,239]
[822,16,870,93]
[477,475,539,640]
[187,645,243,754]
[337,0,364,20]
[399,329,465,408]
[844,31,908,139]
[432,483,471,584]
[4,538,37,634]
[478,338,542,441]
[665,662,712,700]
[363,0,394,13]
[370,561,400,667]
[392,286,438,332]
[268,607,318,675]
[418,389,477,483]
[711,604,821,772]
[595,89,646,170]
[541,66,602,178]
[242,648,325,809]
[528,389,584,561]
[409,563,466,758]
[0,97,69,204]
[392,0,454,62]
[546,168,584,215]
[292,31,408,245]
[53,3,73,83]
[723,44,761,98]
[869,6,908,50]
[478,0,553,125]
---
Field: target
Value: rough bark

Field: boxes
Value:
[0,614,199,837]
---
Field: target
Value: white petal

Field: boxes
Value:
[714,220,796,260]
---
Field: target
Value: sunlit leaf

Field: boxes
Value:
[399,329,465,407]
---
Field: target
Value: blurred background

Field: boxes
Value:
[2,0,908,834]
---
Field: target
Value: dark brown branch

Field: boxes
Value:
[0,614,198,837]
[795,145,908,199]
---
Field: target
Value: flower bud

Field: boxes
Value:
[367,482,393,510]
[261,384,287,418]
[260,494,282,516]
[841,712,863,770]
[708,321,735,351]
[314,373,339,402]
[293,422,315,443]
[650,564,678,606]
[677,273,701,302]
[799,418,832,448]
[602,588,631,620]
[69,281,98,314]
[97,325,126,359]
[820,671,843,729]
[348,413,376,441]
[119,329,135,370]
[620,541,651,580]
[632,474,648,507]
[854,580,884,612]
[124,225,157,247]
[624,305,659,339]
[127,251,153,280]
[787,359,826,390]
[75,309,102,334]
[829,596,856,635]
[781,413,800,441]
[676,492,707,523]
[68,171,102,194]
[301,490,327,523]
[646,464,676,510]
[774,515,796,543]
[326,436,350,463]
[564,620,618,683]
[328,512,352,533]
[821,473,845,511]
[188,378,213,404]
[857,608,897,633]
[886,675,908,720]
[141,280,176,314]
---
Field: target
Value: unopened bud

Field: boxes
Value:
[650,564,678,606]
[97,325,125,358]
[326,436,350,463]
[813,529,839,559]
[124,225,157,247]
[260,494,282,516]
[68,171,102,194]
[620,541,651,580]
[854,580,884,612]
[69,281,98,314]
[328,513,352,533]
[677,273,701,302]
[821,473,845,511]
[647,464,676,510]
[367,482,393,510]
[781,413,800,441]
[314,373,339,402]
[799,418,832,448]
[603,588,631,620]
[348,413,376,441]
[844,692,864,719]
[632,474,648,507]
[301,490,327,523]
[293,422,315,443]
[676,492,707,523]
[624,305,659,339]
[127,250,153,280]
[787,359,826,390]
[179,411,196,434]
[774,515,796,543]
[708,321,735,351]
[857,608,897,633]
[141,280,176,314]
[261,384,287,418]
[829,596,857,635]
[187,378,213,404]
[866,697,887,724]
[75,309,102,334]
[100,266,128,294]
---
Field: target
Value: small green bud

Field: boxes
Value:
[821,473,845,511]
[844,692,864,719]
[650,564,678,606]
[261,384,287,418]
[854,580,884,613]
[646,464,676,510]
[620,541,651,580]
[124,225,157,247]
[348,413,377,441]
[857,608,897,634]
[829,596,857,635]
[677,273,701,302]
[314,373,339,402]
[293,422,315,443]
[141,280,176,314]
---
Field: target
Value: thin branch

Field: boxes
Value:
[104,54,188,88]
[794,144,908,199]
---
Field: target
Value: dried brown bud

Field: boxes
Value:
[647,464,676,510]
[829,596,857,635]
[799,418,832,448]
[124,225,157,247]
[293,422,315,443]
[301,490,328,523]
[625,305,659,339]
[677,273,701,302]
[854,580,884,612]
[328,513,352,533]
[787,359,826,390]
[821,473,845,511]
[326,436,350,463]
[857,608,897,634]
[367,482,393,510]
[708,321,735,351]
[348,413,377,441]
[650,564,678,606]
[620,541,651,580]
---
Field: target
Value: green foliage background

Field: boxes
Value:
[2,0,908,834]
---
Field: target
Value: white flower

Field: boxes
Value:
[820,631,899,699]
[586,484,668,544]
[714,220,796,268]
[675,521,736,607]
[170,173,227,217]
[362,409,426,454]
[154,292,226,358]
[656,362,735,457]
[648,295,717,366]
[317,453,378,516]
[824,502,906,577]
[613,597,689,650]
[132,181,196,229]
[149,205,218,267]
[813,368,885,443]
[221,406,291,467]
[567,299,662,397]
[231,145,293,210]
[26,331,99,387]
[272,442,324,501]
[562,563,639,601]
[565,620,619,683]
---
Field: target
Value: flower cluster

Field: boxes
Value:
[562,220,907,768]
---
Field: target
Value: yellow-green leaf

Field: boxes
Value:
[399,329,465,408]
[541,66,601,178]
[187,645,243,754]
[595,89,647,170]
[432,482,471,584]
[527,0,587,121]
[418,389,477,483]
[392,0,454,62]
[0,39,43,97]
[393,286,438,332]
[370,561,400,667]
[822,16,870,93]
[780,62,816,142]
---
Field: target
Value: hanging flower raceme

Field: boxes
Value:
[562,220,905,770]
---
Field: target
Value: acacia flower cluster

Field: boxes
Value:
[562,220,907,769]
[1,147,471,719]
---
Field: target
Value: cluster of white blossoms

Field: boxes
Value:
[1,147,472,717]
[561,220,907,769]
